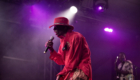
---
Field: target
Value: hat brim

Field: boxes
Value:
[49,24,74,30]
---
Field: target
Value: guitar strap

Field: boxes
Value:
[120,62,125,71]
[119,62,125,78]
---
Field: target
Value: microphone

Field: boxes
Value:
[115,56,118,63]
[44,36,54,53]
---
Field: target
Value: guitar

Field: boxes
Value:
[125,74,134,80]
[116,74,134,80]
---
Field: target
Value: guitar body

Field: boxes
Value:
[125,74,134,80]
[116,74,134,80]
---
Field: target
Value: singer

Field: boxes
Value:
[45,17,92,80]
[115,52,134,80]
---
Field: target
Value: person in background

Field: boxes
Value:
[115,52,134,80]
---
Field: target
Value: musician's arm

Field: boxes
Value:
[49,46,65,65]
[116,61,133,75]
[122,61,133,74]
[117,69,130,75]
[127,61,133,74]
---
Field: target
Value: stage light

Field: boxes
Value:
[70,6,78,14]
[94,0,108,11]
[98,6,103,10]
[104,28,113,32]
[54,6,77,24]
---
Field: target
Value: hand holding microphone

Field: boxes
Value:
[115,56,119,71]
[115,56,118,63]
[44,36,54,53]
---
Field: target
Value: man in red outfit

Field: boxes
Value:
[45,17,92,80]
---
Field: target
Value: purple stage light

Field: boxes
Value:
[98,6,103,10]
[104,28,113,32]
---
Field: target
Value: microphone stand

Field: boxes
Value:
[134,65,140,80]
[44,48,54,80]
[114,61,119,80]
[114,56,119,80]
[44,52,47,80]
[44,51,53,80]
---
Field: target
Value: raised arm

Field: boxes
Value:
[45,40,64,65]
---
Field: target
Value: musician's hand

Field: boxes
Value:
[117,70,130,75]
[56,75,60,80]
[45,40,53,47]
[45,40,54,52]
[56,75,63,80]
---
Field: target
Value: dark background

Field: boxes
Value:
[0,0,140,80]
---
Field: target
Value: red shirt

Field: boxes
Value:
[49,31,92,80]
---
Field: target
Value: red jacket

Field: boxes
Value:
[49,31,92,80]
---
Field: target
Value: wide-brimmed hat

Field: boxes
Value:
[49,17,74,30]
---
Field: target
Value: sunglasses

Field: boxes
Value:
[53,25,66,30]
